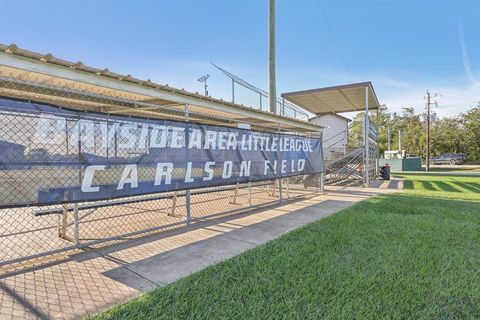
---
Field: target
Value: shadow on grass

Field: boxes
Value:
[433,181,463,193]
[404,180,414,190]
[455,182,480,193]
[92,192,480,320]
[420,181,439,192]
[398,176,479,199]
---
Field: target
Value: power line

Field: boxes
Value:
[436,93,479,104]
[317,0,353,80]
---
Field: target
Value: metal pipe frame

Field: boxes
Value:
[364,86,370,187]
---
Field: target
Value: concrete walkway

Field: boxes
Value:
[0,180,402,319]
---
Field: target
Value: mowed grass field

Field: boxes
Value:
[92,174,480,319]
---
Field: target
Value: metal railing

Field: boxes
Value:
[324,147,364,184]
[212,62,310,121]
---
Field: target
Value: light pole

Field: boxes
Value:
[198,74,209,96]
[268,0,276,114]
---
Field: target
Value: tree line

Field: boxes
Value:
[348,104,480,164]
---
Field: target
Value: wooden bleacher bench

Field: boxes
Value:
[33,182,272,217]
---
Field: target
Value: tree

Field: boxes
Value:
[348,105,391,156]
[347,104,479,163]
[347,112,364,149]
[431,117,464,156]
[460,106,480,163]
[397,108,425,157]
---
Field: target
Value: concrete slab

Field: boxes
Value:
[122,235,258,286]
[0,252,150,320]
[0,179,403,319]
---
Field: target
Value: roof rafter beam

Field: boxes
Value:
[106,103,183,114]
[312,93,337,113]
[338,89,357,111]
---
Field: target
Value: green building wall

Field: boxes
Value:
[378,158,422,172]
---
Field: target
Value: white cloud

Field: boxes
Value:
[457,22,478,84]
[144,60,479,119]
[376,78,480,118]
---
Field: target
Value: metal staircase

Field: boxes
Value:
[324,147,364,185]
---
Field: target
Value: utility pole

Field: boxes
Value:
[425,90,431,171]
[268,0,277,114]
[387,126,391,151]
[398,129,402,151]
[197,74,209,96]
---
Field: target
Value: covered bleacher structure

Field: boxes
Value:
[282,82,381,186]
[0,44,325,269]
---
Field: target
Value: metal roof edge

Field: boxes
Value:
[281,81,373,97]
[282,81,381,109]
[0,43,324,132]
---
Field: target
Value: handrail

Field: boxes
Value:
[323,129,347,144]
[325,147,364,183]
[325,138,346,150]
[325,147,363,168]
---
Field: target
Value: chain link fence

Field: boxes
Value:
[0,75,324,273]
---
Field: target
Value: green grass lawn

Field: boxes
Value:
[92,174,480,320]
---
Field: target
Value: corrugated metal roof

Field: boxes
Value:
[0,43,324,133]
[282,82,381,115]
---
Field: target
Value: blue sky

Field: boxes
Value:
[1,0,479,117]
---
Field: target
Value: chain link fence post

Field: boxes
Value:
[277,127,283,202]
[320,172,325,193]
[248,182,252,207]
[185,192,191,225]
[184,103,191,225]
[278,179,283,202]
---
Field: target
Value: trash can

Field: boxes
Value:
[380,164,391,180]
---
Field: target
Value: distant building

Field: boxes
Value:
[423,112,438,123]
[0,140,26,163]
[310,113,350,160]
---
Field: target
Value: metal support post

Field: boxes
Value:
[230,183,240,204]
[60,204,68,238]
[59,191,68,239]
[376,108,380,178]
[277,125,282,201]
[364,86,370,187]
[271,180,276,197]
[231,79,235,103]
[185,191,191,225]
[278,178,283,202]
[320,173,324,192]
[169,192,178,217]
[73,203,80,245]
[248,181,252,207]
[184,103,191,224]
[285,178,290,198]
